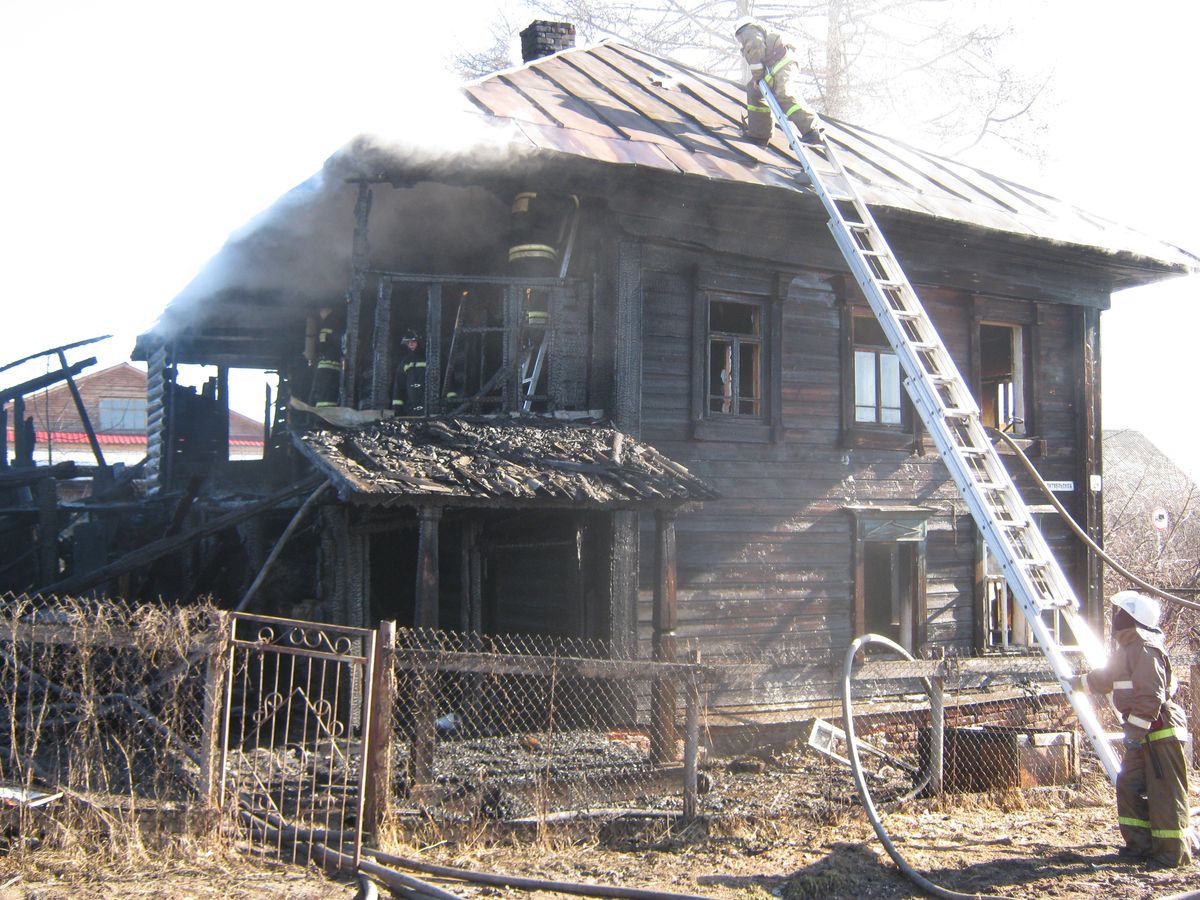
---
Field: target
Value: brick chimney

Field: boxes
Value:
[520,20,576,63]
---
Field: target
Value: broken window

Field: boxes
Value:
[707,297,763,417]
[978,528,1062,654]
[979,322,1026,434]
[852,314,903,426]
[981,538,1028,651]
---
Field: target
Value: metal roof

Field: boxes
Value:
[462,41,1198,273]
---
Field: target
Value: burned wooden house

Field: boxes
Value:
[23,24,1194,702]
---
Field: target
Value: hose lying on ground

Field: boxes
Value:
[362,846,714,900]
[842,633,1010,900]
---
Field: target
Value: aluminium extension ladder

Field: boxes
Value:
[757,83,1123,784]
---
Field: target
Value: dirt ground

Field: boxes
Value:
[3,784,1199,900]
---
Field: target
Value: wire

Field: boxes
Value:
[841,633,1010,900]
[988,429,1200,613]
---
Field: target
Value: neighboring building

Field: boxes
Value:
[1102,430,1200,632]
[18,24,1194,709]
[3,362,265,467]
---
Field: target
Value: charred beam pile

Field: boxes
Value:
[296,416,718,509]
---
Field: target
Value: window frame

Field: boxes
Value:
[974,523,1063,654]
[976,320,1030,436]
[690,268,781,443]
[706,297,764,418]
[968,297,1041,445]
[97,397,148,433]
[839,298,918,451]
[847,506,931,655]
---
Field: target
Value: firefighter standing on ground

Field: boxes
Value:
[1071,591,1193,867]
[734,17,822,145]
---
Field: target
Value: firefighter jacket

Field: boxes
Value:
[1081,626,1187,743]
[740,27,793,82]
[739,26,818,141]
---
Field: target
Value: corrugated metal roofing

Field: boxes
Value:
[294,416,718,510]
[463,41,1198,272]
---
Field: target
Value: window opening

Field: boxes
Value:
[979,323,1025,434]
[707,298,762,417]
[981,534,1062,652]
[864,542,918,652]
[853,314,903,425]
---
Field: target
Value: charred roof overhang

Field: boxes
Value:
[293,415,719,512]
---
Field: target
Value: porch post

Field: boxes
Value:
[414,505,442,629]
[651,508,678,764]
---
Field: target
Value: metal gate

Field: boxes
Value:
[220,613,376,866]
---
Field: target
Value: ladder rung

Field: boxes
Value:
[1013,557,1050,569]
[996,517,1032,530]
[942,407,976,419]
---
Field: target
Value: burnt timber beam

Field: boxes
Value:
[56,349,107,472]
[414,505,441,629]
[342,180,373,409]
[0,357,96,404]
[0,335,109,375]
[370,278,394,409]
[0,460,80,487]
[608,240,643,662]
[40,476,323,597]
[425,283,442,415]
[650,509,678,764]
[12,396,33,467]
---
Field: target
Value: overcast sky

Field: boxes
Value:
[2,1,1197,476]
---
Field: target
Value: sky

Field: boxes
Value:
[1,1,1198,476]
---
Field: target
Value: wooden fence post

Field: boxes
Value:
[363,620,397,836]
[199,611,232,810]
[682,648,701,820]
[930,676,945,797]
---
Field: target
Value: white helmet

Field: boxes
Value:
[734,16,762,36]
[1111,590,1161,630]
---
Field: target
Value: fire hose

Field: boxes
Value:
[988,428,1200,613]
[838,433,1199,899]
[842,633,1010,900]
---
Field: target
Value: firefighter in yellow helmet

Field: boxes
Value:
[734,17,822,145]
[1070,591,1193,868]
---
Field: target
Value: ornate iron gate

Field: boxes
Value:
[220,613,376,866]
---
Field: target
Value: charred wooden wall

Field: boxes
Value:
[594,176,1107,691]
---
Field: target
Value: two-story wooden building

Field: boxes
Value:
[126,23,1196,700]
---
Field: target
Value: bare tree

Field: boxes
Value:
[1102,431,1200,651]
[455,1,1049,157]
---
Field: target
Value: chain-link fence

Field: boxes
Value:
[387,628,704,826]
[685,645,1143,836]
[0,594,221,831]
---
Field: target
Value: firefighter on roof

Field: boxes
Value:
[734,17,822,146]
[1071,591,1193,868]
[392,329,427,416]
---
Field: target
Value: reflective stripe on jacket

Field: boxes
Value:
[1083,626,1187,741]
[741,29,795,83]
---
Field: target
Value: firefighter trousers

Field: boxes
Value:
[745,63,818,141]
[1116,736,1192,866]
